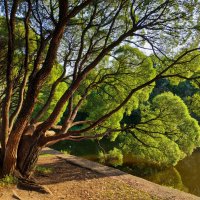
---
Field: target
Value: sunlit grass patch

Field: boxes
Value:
[35,166,53,174]
[0,175,18,186]
[39,153,54,157]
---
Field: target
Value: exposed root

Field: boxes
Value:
[17,177,53,195]
[12,190,23,200]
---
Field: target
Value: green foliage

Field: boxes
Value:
[119,92,200,166]
[153,93,200,155]
[80,46,155,139]
[0,0,200,182]
[152,50,200,86]
[0,175,18,186]
[60,150,70,155]
[52,44,200,167]
[32,64,68,123]
[186,92,200,119]
[0,17,38,77]
[99,148,123,167]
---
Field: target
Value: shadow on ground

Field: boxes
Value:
[35,155,109,185]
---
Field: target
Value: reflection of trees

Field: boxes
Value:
[147,167,188,192]
[176,151,200,196]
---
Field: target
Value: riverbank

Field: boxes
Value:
[0,148,199,200]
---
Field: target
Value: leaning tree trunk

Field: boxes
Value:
[17,135,43,178]
[2,121,46,178]
[13,135,54,194]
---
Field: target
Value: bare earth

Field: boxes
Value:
[0,149,199,200]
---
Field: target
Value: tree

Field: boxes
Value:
[118,92,200,166]
[0,0,200,181]
[186,92,200,120]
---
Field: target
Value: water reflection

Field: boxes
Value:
[147,167,188,193]
[81,151,200,196]
[116,151,200,196]
[175,151,200,196]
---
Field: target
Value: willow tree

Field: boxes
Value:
[0,0,199,180]
[118,92,200,166]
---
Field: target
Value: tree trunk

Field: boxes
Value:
[17,135,43,178]
[2,135,43,178]
[2,135,20,176]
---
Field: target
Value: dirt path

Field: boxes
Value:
[0,148,199,200]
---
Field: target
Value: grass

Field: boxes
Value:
[35,166,53,174]
[39,153,54,157]
[60,150,70,155]
[0,175,18,186]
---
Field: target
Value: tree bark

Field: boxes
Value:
[17,135,43,178]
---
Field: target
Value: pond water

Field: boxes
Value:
[175,151,200,196]
[119,150,200,197]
